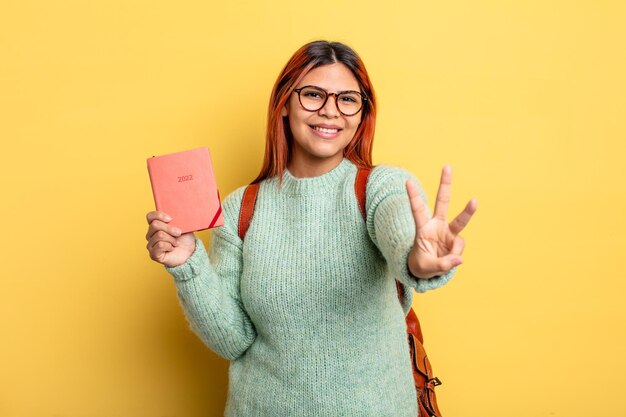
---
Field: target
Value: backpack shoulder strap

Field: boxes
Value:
[238,183,260,240]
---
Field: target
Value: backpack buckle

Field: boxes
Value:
[428,377,442,386]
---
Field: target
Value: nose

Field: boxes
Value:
[318,93,340,118]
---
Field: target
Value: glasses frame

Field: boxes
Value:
[292,85,368,116]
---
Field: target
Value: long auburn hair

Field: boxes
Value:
[251,40,377,185]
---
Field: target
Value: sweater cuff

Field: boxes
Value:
[164,236,209,282]
[396,237,457,293]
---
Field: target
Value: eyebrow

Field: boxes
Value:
[298,85,361,94]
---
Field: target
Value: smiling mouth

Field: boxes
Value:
[310,125,342,134]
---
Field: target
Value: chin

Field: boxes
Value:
[309,147,343,158]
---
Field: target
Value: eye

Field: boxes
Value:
[338,92,361,104]
[300,87,326,100]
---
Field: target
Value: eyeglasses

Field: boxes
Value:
[292,85,367,116]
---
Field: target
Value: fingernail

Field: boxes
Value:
[164,215,172,221]
[173,228,181,236]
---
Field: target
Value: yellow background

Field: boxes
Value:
[1,1,625,416]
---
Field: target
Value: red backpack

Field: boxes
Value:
[237,167,444,417]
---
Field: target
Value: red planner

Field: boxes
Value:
[147,147,224,233]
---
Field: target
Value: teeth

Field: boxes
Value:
[314,126,339,133]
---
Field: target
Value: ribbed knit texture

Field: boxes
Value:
[165,157,456,416]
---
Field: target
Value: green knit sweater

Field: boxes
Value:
[165,157,456,416]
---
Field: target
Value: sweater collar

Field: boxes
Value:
[278,158,354,196]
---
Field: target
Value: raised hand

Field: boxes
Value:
[405,166,477,279]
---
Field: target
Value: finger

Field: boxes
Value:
[433,165,452,220]
[437,254,463,272]
[450,235,465,257]
[146,211,172,225]
[145,219,182,241]
[147,229,179,250]
[415,253,462,278]
[149,240,175,261]
[406,179,429,231]
[449,198,478,236]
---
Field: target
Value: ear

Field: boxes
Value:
[281,104,289,117]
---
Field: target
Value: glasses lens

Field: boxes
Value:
[299,86,327,111]
[337,92,363,116]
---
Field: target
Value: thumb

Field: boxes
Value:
[412,253,463,279]
[436,254,463,274]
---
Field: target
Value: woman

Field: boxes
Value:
[145,40,477,416]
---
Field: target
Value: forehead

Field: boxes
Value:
[297,63,360,91]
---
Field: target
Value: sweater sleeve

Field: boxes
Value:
[164,186,256,360]
[365,165,457,293]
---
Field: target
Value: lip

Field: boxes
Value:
[309,124,342,139]
[310,123,343,129]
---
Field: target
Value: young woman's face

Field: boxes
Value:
[282,63,363,170]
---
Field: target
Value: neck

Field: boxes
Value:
[287,154,345,178]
